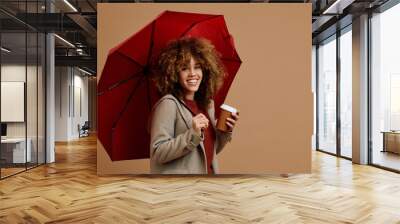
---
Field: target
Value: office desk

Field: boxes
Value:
[1,138,32,164]
[382,131,400,154]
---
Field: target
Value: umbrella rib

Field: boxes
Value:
[146,76,151,112]
[220,57,242,63]
[136,21,155,116]
[117,51,144,68]
[178,15,242,63]
[145,21,156,71]
[179,15,223,38]
[97,70,145,96]
[111,75,146,130]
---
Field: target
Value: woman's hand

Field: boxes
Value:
[192,113,209,135]
[226,111,239,132]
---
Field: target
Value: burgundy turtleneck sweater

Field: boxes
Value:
[183,99,216,174]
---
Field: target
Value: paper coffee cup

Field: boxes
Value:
[216,104,237,132]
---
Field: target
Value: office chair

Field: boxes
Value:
[79,121,90,138]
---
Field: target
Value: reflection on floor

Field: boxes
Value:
[340,147,352,158]
[0,167,25,178]
[0,163,40,178]
[373,150,400,170]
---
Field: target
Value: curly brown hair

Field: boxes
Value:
[154,37,225,110]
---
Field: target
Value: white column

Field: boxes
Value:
[312,45,317,151]
[46,32,55,163]
[352,14,369,164]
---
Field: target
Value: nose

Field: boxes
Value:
[189,67,196,76]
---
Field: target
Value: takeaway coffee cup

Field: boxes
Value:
[216,104,238,132]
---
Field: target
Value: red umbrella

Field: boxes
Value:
[98,10,241,161]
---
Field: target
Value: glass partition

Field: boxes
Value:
[1,30,28,177]
[317,35,337,154]
[0,1,46,179]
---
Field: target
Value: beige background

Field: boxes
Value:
[97,3,312,174]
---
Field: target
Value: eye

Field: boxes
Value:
[194,64,201,69]
[181,66,188,71]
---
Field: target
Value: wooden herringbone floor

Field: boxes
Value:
[0,135,400,224]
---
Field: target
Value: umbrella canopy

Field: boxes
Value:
[98,10,241,161]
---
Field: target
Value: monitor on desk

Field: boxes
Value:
[1,123,7,138]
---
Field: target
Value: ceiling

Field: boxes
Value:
[0,0,392,74]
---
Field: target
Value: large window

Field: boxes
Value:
[317,35,337,154]
[340,27,352,158]
[316,26,353,159]
[371,3,400,171]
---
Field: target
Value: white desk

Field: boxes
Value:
[1,138,32,163]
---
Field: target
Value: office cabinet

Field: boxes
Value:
[382,132,400,154]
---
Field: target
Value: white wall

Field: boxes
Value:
[1,64,26,81]
[55,66,89,141]
[55,66,70,141]
[73,73,89,137]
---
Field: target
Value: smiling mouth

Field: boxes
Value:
[187,79,199,86]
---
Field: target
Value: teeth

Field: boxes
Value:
[187,80,197,84]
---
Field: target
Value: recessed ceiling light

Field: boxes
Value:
[63,0,78,12]
[322,0,354,15]
[78,67,93,76]
[1,47,11,53]
[54,34,75,48]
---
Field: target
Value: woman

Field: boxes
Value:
[150,37,239,174]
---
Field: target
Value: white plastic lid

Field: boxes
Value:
[220,104,237,113]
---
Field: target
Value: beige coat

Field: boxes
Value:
[149,94,232,174]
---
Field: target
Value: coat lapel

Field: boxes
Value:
[177,101,193,130]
